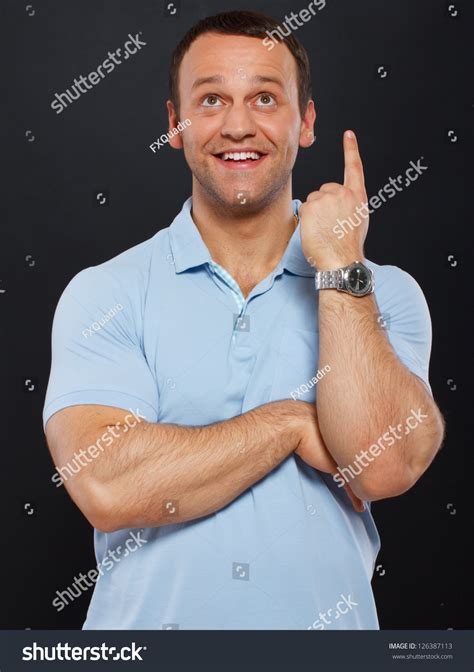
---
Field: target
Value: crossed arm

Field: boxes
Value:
[46,399,335,533]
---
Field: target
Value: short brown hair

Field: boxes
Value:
[169,10,312,119]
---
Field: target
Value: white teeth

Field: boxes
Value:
[221,151,262,161]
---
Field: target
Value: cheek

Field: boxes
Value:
[260,119,300,149]
[276,139,299,165]
[181,133,200,158]
[181,122,217,154]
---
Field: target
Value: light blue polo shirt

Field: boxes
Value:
[43,197,433,630]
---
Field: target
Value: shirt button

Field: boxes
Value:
[233,314,250,332]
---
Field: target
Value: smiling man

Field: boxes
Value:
[43,11,444,630]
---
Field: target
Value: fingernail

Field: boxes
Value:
[346,130,355,139]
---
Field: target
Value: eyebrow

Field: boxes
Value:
[191,74,285,90]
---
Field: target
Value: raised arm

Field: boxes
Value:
[299,131,445,500]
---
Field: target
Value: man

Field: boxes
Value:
[44,10,444,630]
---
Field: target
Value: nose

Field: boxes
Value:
[220,101,257,141]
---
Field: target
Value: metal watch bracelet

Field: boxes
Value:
[314,269,344,291]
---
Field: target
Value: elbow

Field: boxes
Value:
[398,414,445,496]
[358,438,445,503]
[90,488,124,534]
[67,477,122,533]
[356,469,416,502]
[409,412,446,476]
[91,510,122,535]
[354,411,446,502]
[350,449,420,501]
[336,450,418,502]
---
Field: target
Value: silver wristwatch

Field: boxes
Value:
[315,261,375,297]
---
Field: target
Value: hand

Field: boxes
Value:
[299,130,369,271]
[290,401,365,513]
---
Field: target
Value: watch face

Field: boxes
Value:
[345,263,371,295]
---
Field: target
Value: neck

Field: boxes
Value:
[190,186,297,282]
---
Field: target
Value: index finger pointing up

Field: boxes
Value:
[343,130,366,194]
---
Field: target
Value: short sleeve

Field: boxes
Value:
[373,264,433,396]
[43,267,159,429]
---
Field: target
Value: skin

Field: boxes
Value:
[45,31,444,533]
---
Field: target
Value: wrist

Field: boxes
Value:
[308,250,365,271]
[270,400,306,450]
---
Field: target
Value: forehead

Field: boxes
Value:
[179,32,299,93]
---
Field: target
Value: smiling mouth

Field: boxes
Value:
[213,150,268,168]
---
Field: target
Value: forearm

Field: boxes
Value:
[317,291,444,500]
[82,401,300,531]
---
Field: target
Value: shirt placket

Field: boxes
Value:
[208,261,247,341]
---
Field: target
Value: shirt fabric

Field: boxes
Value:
[43,197,433,630]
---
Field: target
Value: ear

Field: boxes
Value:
[299,100,317,149]
[166,100,184,150]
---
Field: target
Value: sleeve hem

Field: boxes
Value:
[394,354,432,397]
[43,390,158,430]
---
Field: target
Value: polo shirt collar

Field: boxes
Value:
[168,197,316,277]
[280,199,316,277]
[168,198,211,273]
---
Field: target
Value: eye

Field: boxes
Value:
[202,95,222,107]
[255,93,276,107]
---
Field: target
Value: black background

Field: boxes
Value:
[2,0,472,629]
